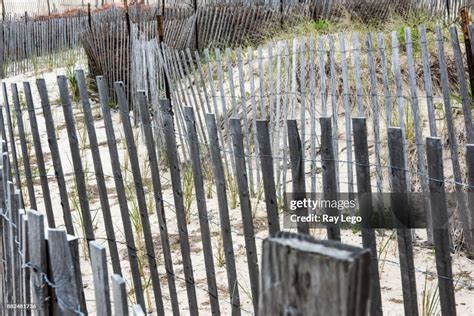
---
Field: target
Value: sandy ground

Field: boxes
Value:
[2,61,474,316]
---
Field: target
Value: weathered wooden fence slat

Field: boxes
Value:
[352,118,383,316]
[426,137,457,316]
[115,82,165,315]
[97,76,145,310]
[387,127,418,316]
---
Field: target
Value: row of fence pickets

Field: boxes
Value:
[0,69,470,314]
[0,0,469,18]
[0,0,472,77]
[0,164,146,315]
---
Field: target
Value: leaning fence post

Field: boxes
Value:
[112,274,129,316]
[47,229,81,316]
[258,232,371,316]
[90,241,111,316]
[426,137,456,316]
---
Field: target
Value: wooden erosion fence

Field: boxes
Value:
[0,124,374,314]
[0,25,473,315]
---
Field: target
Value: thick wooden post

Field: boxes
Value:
[47,230,82,316]
[27,210,49,316]
[259,232,370,316]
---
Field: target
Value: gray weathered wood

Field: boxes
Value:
[184,106,220,315]
[426,137,456,316]
[11,83,37,211]
[405,27,434,243]
[339,33,354,206]
[75,70,121,275]
[36,78,74,235]
[352,118,383,316]
[436,25,466,246]
[377,33,393,128]
[90,241,111,316]
[328,35,339,191]
[161,98,198,316]
[365,34,383,195]
[256,119,280,234]
[96,76,145,309]
[320,117,341,241]
[236,47,255,195]
[115,82,164,315]
[47,229,81,316]
[450,26,474,143]
[419,25,437,137]
[258,232,370,316]
[287,119,309,234]
[11,189,20,308]
[391,31,411,187]
[2,84,23,207]
[309,36,318,194]
[57,75,95,244]
[27,210,49,315]
[230,118,259,313]
[352,33,364,117]
[136,91,179,315]
[23,81,55,227]
[387,127,419,316]
[20,211,31,316]
[1,83,22,201]
[111,274,129,316]
[205,113,241,315]
[3,181,13,310]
